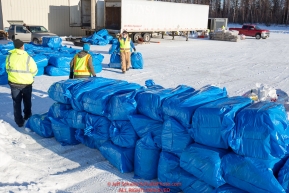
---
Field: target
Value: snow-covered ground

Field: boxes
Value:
[1,26,289,192]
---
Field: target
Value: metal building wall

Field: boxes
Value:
[0,0,85,36]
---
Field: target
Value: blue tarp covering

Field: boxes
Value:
[229,101,289,159]
[131,52,143,69]
[82,82,141,116]
[212,184,248,193]
[49,55,73,68]
[162,85,227,128]
[69,78,123,111]
[191,97,252,149]
[61,109,87,130]
[48,79,84,104]
[0,73,8,85]
[180,169,215,193]
[99,141,134,173]
[48,102,72,119]
[278,158,289,192]
[221,153,285,193]
[180,143,228,188]
[25,113,53,138]
[134,133,161,180]
[33,54,48,67]
[109,43,119,54]
[0,55,7,75]
[50,117,80,146]
[36,67,44,76]
[42,36,62,48]
[162,117,193,157]
[137,85,194,121]
[45,65,70,76]
[129,114,163,148]
[106,89,142,121]
[75,129,104,149]
[109,53,121,69]
[109,121,138,148]
[81,30,112,46]
[85,113,111,143]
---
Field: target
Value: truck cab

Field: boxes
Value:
[7,20,58,44]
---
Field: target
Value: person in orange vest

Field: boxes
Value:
[6,39,38,127]
[118,30,136,74]
[69,43,96,79]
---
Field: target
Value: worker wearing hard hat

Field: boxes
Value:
[69,43,97,79]
[118,30,136,74]
[6,39,38,127]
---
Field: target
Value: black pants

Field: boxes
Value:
[10,85,32,125]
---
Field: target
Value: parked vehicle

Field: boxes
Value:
[69,0,209,42]
[229,24,270,39]
[7,20,57,44]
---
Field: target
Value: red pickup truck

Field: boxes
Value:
[229,24,270,39]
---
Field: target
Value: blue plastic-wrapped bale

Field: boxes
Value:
[97,38,109,46]
[180,143,228,188]
[91,53,104,73]
[96,29,109,37]
[82,82,141,116]
[75,129,105,149]
[0,55,7,75]
[134,133,161,180]
[50,117,80,146]
[158,151,182,193]
[131,52,144,69]
[45,65,70,76]
[106,88,143,121]
[221,153,285,193]
[25,113,53,138]
[48,102,72,119]
[212,184,248,193]
[129,114,163,146]
[49,55,73,68]
[111,38,118,44]
[109,53,121,68]
[109,121,138,148]
[103,34,113,41]
[0,42,14,50]
[61,109,87,130]
[33,54,48,67]
[137,85,194,121]
[180,169,214,193]
[0,73,8,85]
[85,113,111,148]
[229,101,289,159]
[99,141,134,173]
[278,157,289,192]
[48,79,84,104]
[191,97,252,149]
[42,36,62,48]
[162,117,193,157]
[162,85,227,128]
[69,77,122,111]
[36,67,44,76]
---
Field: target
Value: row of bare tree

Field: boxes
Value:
[157,0,289,25]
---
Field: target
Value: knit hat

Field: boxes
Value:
[83,43,90,52]
[13,39,24,49]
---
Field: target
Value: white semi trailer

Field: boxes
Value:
[69,0,209,42]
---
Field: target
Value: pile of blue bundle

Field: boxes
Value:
[28,77,289,192]
[0,42,104,77]
[81,29,114,46]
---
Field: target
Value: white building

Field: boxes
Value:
[0,0,86,36]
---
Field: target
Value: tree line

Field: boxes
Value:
[157,0,289,25]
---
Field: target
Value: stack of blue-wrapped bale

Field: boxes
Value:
[25,77,289,192]
[82,29,116,46]
[0,37,104,81]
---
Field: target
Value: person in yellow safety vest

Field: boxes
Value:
[6,39,38,127]
[69,43,96,79]
[118,30,136,74]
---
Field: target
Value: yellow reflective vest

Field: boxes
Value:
[6,49,38,85]
[73,54,91,76]
[119,38,131,52]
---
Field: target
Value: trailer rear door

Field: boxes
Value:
[105,1,121,30]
